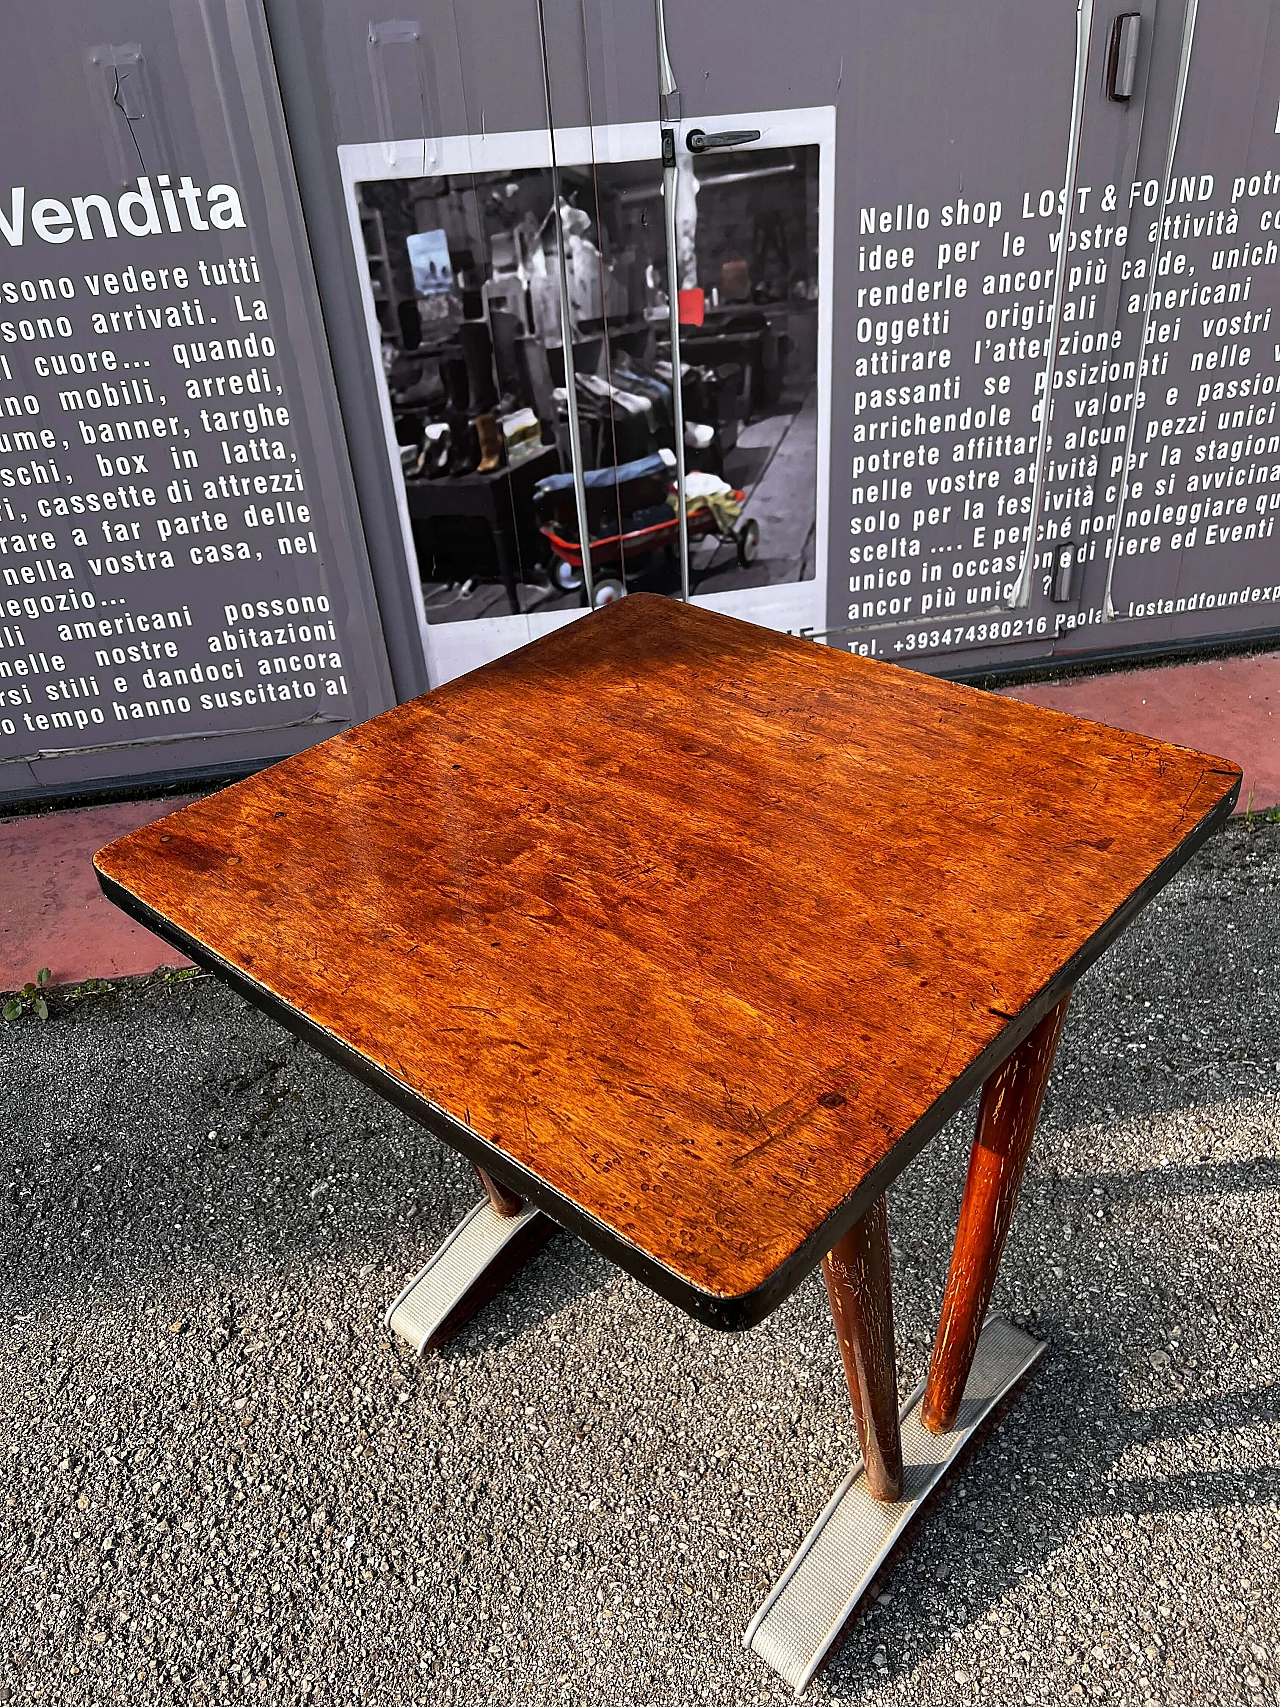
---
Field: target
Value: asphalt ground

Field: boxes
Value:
[1,817,1278,1706]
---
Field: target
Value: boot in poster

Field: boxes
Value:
[458,319,499,415]
[447,419,479,477]
[441,355,471,415]
[422,420,451,479]
[474,412,504,474]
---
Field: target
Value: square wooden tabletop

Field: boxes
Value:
[95,596,1240,1327]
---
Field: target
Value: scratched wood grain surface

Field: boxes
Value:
[94,595,1240,1316]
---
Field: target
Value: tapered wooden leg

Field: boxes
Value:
[823,1193,903,1502]
[921,995,1071,1434]
[476,1166,523,1218]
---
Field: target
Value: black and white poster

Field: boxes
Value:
[340,111,832,684]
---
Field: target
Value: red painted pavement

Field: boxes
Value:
[1000,650,1279,815]
[1,648,1276,992]
[1,798,195,994]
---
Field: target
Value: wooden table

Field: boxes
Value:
[94,595,1239,1688]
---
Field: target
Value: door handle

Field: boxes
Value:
[1107,13,1141,100]
[685,127,761,153]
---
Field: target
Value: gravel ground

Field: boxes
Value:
[1,818,1278,1706]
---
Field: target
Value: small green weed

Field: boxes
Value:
[3,971,122,1022]
[1242,789,1280,828]
[161,966,205,986]
[3,967,51,1022]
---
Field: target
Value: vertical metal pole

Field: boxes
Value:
[654,0,679,106]
[1009,0,1096,608]
[535,0,594,606]
[654,0,690,601]
[1101,0,1200,619]
[662,132,691,602]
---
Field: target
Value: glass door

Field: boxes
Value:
[1072,0,1280,657]
[1002,0,1166,645]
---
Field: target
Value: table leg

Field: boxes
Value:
[476,1166,523,1217]
[746,1010,1066,1691]
[745,1310,1047,1689]
[385,1164,555,1353]
[921,995,1070,1435]
[822,1194,903,1503]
